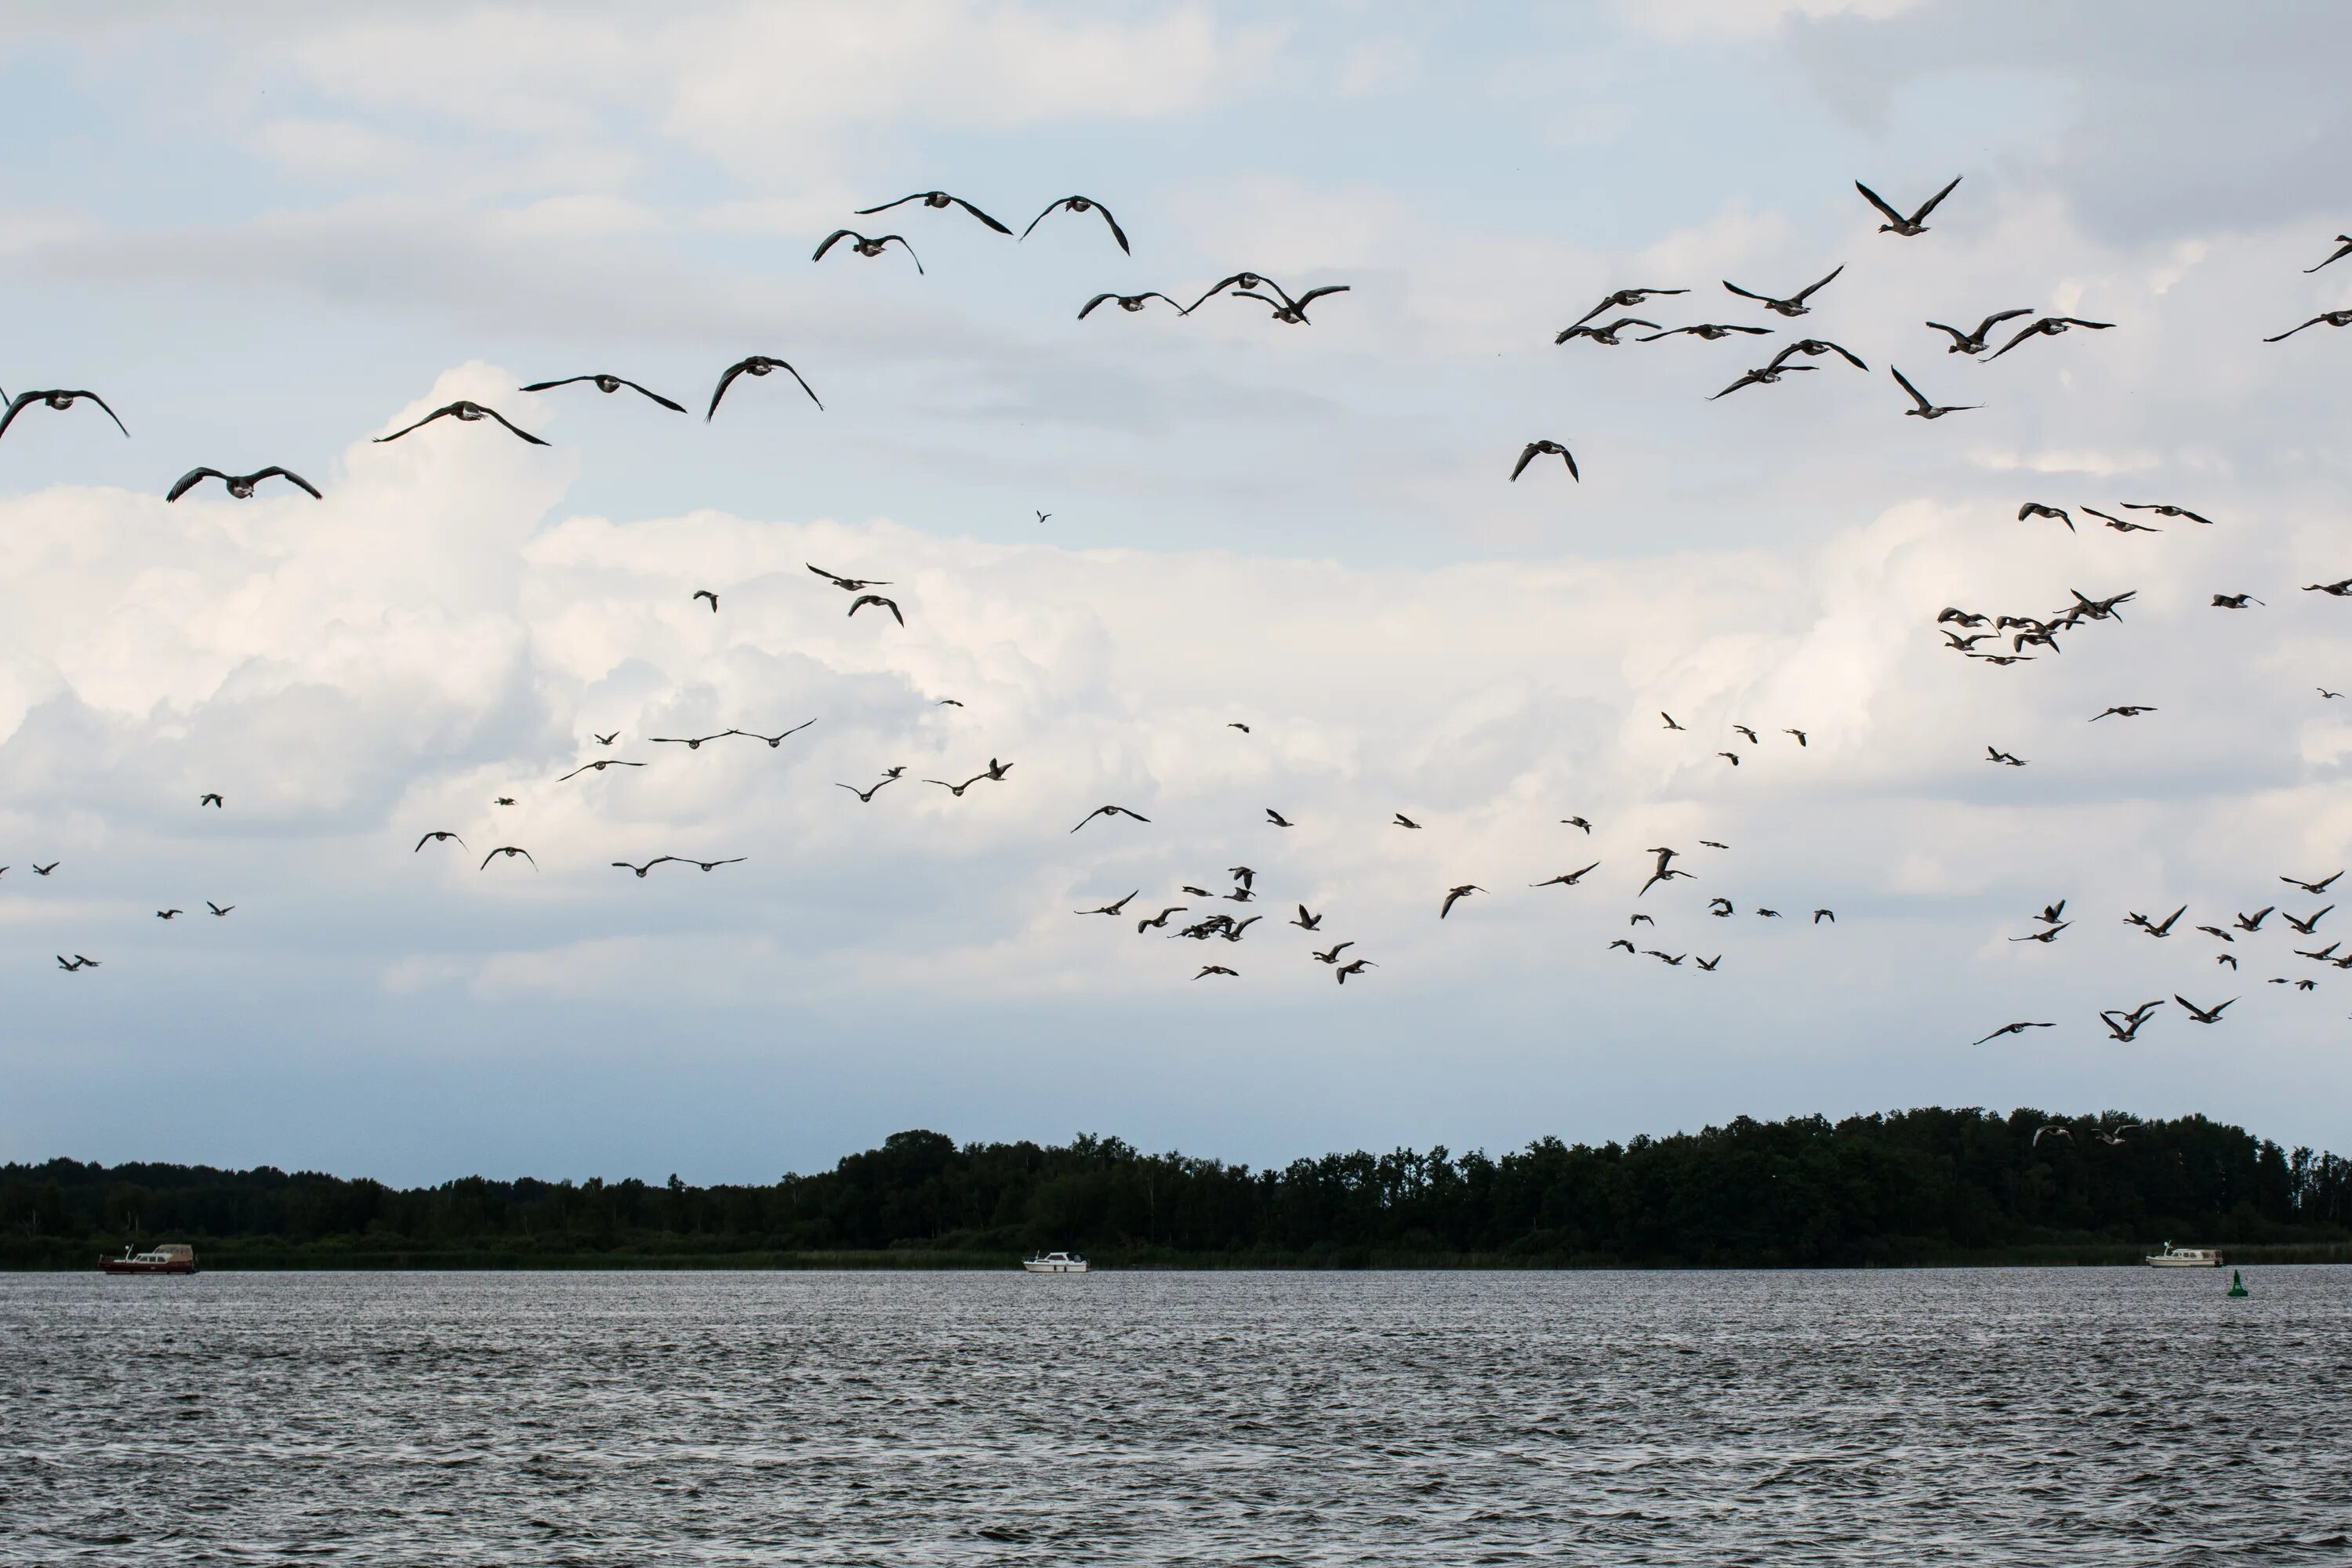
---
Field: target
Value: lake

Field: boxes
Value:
[3,1268,2347,1563]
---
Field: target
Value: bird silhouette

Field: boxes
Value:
[1071,805,1150,833]
[812,230,923,274]
[374,401,545,445]
[1722,267,1842,317]
[1854,176,1961,235]
[857,191,1011,232]
[519,374,684,412]
[707,357,822,418]
[1022,196,1129,252]
[168,466,320,501]
[480,847,536,869]
[0,389,129,441]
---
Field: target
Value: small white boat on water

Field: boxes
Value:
[2145,1242,2223,1268]
[1022,1251,1088,1273]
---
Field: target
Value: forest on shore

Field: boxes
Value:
[6,1107,2349,1270]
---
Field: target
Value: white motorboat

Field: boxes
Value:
[2144,1242,2222,1267]
[1022,1251,1088,1273]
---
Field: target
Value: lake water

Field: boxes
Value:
[2,1268,2347,1564]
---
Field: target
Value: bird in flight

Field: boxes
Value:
[375,401,546,445]
[2173,995,2235,1025]
[848,593,904,626]
[56,955,98,971]
[1661,713,1684,731]
[2263,310,2352,343]
[1137,906,1188,932]
[856,191,1011,232]
[1784,729,1807,746]
[0,389,129,441]
[1022,195,1129,253]
[493,797,515,806]
[481,847,536,869]
[2100,1001,2165,1042]
[156,909,181,920]
[414,832,466,853]
[200,793,223,808]
[2090,705,2156,720]
[557,759,646,782]
[2123,502,2215,525]
[1334,959,1376,985]
[651,731,732,750]
[1533,864,1600,887]
[1717,751,1741,766]
[1722,267,1843,317]
[168,466,321,502]
[837,776,898,803]
[2281,870,2343,895]
[1987,316,2115,361]
[1511,441,1578,481]
[593,732,619,746]
[1813,909,1835,924]
[1562,816,1592,833]
[206,901,232,916]
[31,862,59,876]
[2306,580,2352,597]
[1732,725,1758,744]
[2303,235,2352,273]
[684,858,744,873]
[2031,1123,2071,1147]
[693,590,719,612]
[2125,905,2187,938]
[1289,905,1323,931]
[1854,176,1961,236]
[1222,284,1351,325]
[2018,503,2074,532]
[519,374,684,412]
[1694,956,1722,971]
[1710,363,1816,400]
[707,357,822,418]
[1639,323,1770,342]
[2211,593,2262,608]
[1393,814,1422,829]
[1071,805,1149,833]
[1925,308,2033,354]
[1193,964,1238,980]
[813,229,923,274]
[808,564,891,592]
[1555,316,1659,346]
[2234,906,2274,932]
[1975,1021,2053,1044]
[2281,906,2333,935]
[2010,923,2067,944]
[1890,365,1977,419]
[612,858,677,877]
[1265,809,1293,827]
[1439,885,1485,918]
[1567,287,1686,330]
[1766,338,1868,372]
[1078,292,1185,319]
[736,721,818,748]
[1076,891,1140,917]
[1312,942,1356,964]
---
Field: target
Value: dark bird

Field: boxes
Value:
[1562,816,1592,833]
[848,593,904,626]
[1757,908,1783,919]
[167,466,320,502]
[2306,579,2352,597]
[374,401,546,445]
[2018,503,2074,532]
[1661,713,1684,731]
[1639,323,1771,341]
[2196,925,2234,942]
[2218,953,2239,970]
[1694,956,1722,971]
[1766,338,1867,371]
[2082,506,2158,535]
[813,229,923,274]
[1079,292,1184,319]
[1785,729,1808,746]
[808,563,891,591]
[31,862,59,875]
[2296,978,2318,992]
[2297,942,2342,964]
[650,731,732,750]
[1854,176,1961,235]
[2100,1001,2165,1041]
[1975,1021,2053,1044]
[0,389,129,441]
[1511,441,1579,482]
[1439,885,1485,918]
[1193,964,1237,980]
[1608,938,1636,953]
[205,901,232,916]
[1925,308,2033,355]
[415,832,466,852]
[56,955,93,971]
[1219,916,1261,942]
[2125,904,2187,938]
[1312,942,1356,964]
[493,798,515,806]
[593,732,618,746]
[734,720,818,748]
[1709,363,1815,400]
[1938,608,1990,626]
[2123,503,2216,525]
[924,776,978,797]
[2303,235,2352,274]
[693,590,719,612]
[1229,722,1250,734]
[2211,593,2263,608]
[2090,705,2156,720]
[707,357,822,419]
[1226,285,1351,325]
[1290,905,1323,931]
[1569,287,1688,328]
[557,759,645,782]
[1265,808,1293,827]
[1722,267,1843,317]
[2011,923,2068,943]
[1555,316,1660,346]
[1987,316,2114,361]
[1022,195,1129,253]
[2038,900,2067,924]
[1533,863,1601,887]
[1813,909,1835,924]
[2281,871,2343,895]
[612,858,677,877]
[2173,995,2234,1024]
[156,909,181,920]
[1629,914,1656,927]
[1718,751,1740,766]
[1645,950,1686,966]
[1394,814,1422,829]
[684,858,745,873]
[2263,310,2352,343]
[1071,805,1150,833]
[1229,866,1256,891]
[2323,690,2345,699]
[200,793,223,808]
[855,191,1011,233]
[1138,906,1188,932]
[1334,959,1376,985]
[1076,891,1140,916]
[837,778,898,803]
[1709,897,1734,917]
[2282,906,2334,935]
[1036,510,1051,524]
[1181,886,1214,898]
[2234,907,2274,932]
[1891,365,1977,419]
[1732,725,1758,744]
[518,374,684,412]
[480,847,536,869]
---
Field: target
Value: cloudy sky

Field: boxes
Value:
[5,2,2350,1185]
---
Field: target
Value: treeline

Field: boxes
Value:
[5,1107,2350,1269]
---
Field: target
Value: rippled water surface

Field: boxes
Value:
[4,1268,2349,1564]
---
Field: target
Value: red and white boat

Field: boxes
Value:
[100,1243,198,1275]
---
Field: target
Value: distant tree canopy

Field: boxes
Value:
[5,1108,2347,1269]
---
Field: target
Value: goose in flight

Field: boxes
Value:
[1974,1020,2053,1044]
[1694,956,1722,971]
[2324,690,2346,699]
[1076,891,1140,916]
[682,858,744,873]
[1290,905,1323,931]
[2234,907,2274,932]
[837,776,898,803]
[493,797,515,806]
[812,230,923,274]
[593,732,618,746]
[693,590,719,612]
[480,846,537,869]
[31,862,59,875]
[1661,713,1684,731]
[557,759,645,782]
[2010,923,2067,943]
[2263,310,2352,343]
[374,401,546,445]
[1709,363,1815,400]
[1265,808,1293,827]
[1533,863,1600,887]
[735,720,818,747]
[2306,579,2352,597]
[2018,503,2074,532]
[1639,323,1771,341]
[1334,959,1376,985]
[0,389,129,441]
[414,831,466,852]
[519,374,684,412]
[848,593,904,626]
[1511,441,1578,481]
[200,793,223,808]
[1709,897,1734,916]
[1562,816,1592,833]
[1891,365,1977,419]
[1722,267,1842,317]
[1393,813,1423,829]
[2281,906,2333,935]
[855,191,1011,233]
[612,857,677,877]
[2303,235,2352,273]
[2125,904,2187,938]
[2195,925,2236,944]
[1732,725,1758,744]
[2211,593,2262,608]
[1022,195,1129,253]
[2281,871,2343,895]
[1766,338,1868,372]
[1079,291,1185,319]
[1193,964,1238,980]
[1554,316,1659,345]
[1854,176,1961,235]
[1227,723,1250,734]
[1813,909,1835,924]
[2038,900,2067,924]
[2296,942,2342,964]
[1440,884,1485,918]
[808,563,891,591]
[651,731,733,750]
[2088,1124,2141,1146]
[2031,1123,2071,1147]
[1987,316,2114,361]
[1608,938,1636,953]
[1628,914,1656,928]
[168,466,321,502]
[1312,942,1356,964]
[1071,805,1149,833]
[1925,308,2032,354]
[2122,502,2215,525]
[2090,705,2156,720]
[156,908,181,920]
[707,356,822,418]
[2173,995,2235,1024]
[56,954,97,971]
[1225,285,1349,325]
[1137,906,1188,932]
[2081,506,2159,535]
[1568,287,1687,329]
[1785,729,1808,746]
[206,901,232,916]
[2100,1001,2164,1042]
[1644,950,1686,966]
[1717,751,1740,766]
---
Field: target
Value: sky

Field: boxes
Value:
[5,1,2352,1186]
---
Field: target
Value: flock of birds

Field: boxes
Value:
[6,176,2349,1033]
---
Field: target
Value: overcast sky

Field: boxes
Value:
[5,2,2350,1186]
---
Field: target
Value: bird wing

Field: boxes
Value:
[475,405,550,445]
[1184,274,1255,314]
[1972,308,2033,336]
[1922,321,1969,345]
[851,194,924,216]
[1853,181,1906,224]
[557,764,592,782]
[1721,280,1773,303]
[69,391,131,437]
[1908,175,1962,221]
[2263,317,2325,343]
[250,466,324,497]
[612,379,686,412]
[1984,323,2042,360]
[1889,366,1930,409]
[416,833,460,852]
[1791,266,1844,302]
[943,195,1012,233]
[373,404,455,443]
[1078,292,1116,319]
[1510,443,1540,481]
[881,234,924,274]
[1294,285,1351,309]
[166,468,227,501]
[519,376,592,391]
[2054,318,2113,328]
[707,359,754,419]
[806,562,851,586]
[1091,201,1131,253]
[1819,340,1867,369]
[812,229,855,262]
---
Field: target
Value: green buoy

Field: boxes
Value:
[2227,1269,2248,1298]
